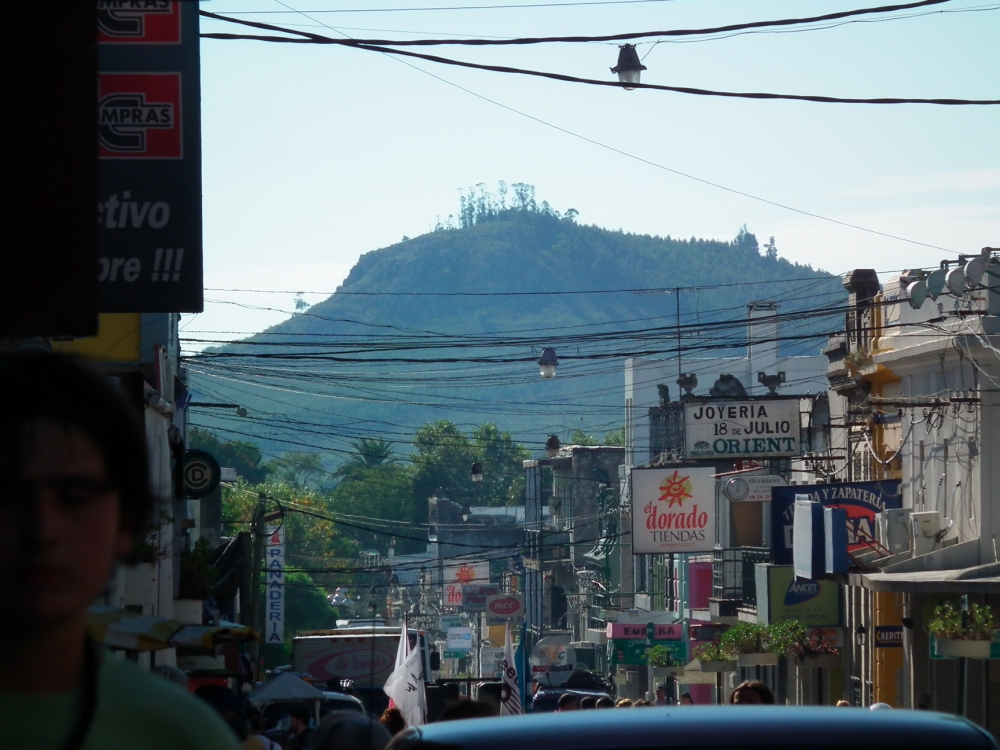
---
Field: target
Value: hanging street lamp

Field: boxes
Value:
[611,44,646,90]
[461,504,471,523]
[538,347,559,379]
[470,461,484,483]
[427,524,439,543]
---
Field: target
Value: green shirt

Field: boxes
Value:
[0,655,244,750]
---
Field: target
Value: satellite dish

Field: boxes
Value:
[906,279,928,309]
[945,267,965,297]
[926,269,946,300]
[964,257,988,288]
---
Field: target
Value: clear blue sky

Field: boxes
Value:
[188,0,999,342]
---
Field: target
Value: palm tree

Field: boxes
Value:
[333,438,396,482]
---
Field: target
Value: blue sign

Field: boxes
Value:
[772,481,901,566]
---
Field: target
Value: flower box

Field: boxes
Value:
[737,653,780,667]
[691,659,737,673]
[936,639,992,659]
[798,654,841,669]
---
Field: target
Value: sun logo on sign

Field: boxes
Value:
[455,564,476,583]
[658,470,693,507]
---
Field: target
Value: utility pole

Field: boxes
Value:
[675,287,682,381]
[248,492,267,659]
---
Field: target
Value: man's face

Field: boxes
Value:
[655,689,666,701]
[560,700,579,711]
[290,716,305,733]
[681,695,693,706]
[0,423,131,633]
[732,688,763,705]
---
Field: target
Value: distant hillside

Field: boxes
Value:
[188,191,845,463]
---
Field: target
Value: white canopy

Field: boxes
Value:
[248,672,325,705]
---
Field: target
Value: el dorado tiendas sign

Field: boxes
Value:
[631,467,716,554]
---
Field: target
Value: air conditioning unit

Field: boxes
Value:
[911,511,947,557]
[876,508,912,556]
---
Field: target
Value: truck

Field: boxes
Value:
[292,623,436,715]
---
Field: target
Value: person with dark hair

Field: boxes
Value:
[680,692,694,706]
[379,706,406,735]
[439,700,497,721]
[729,680,775,705]
[595,697,615,708]
[578,696,597,709]
[309,711,392,750]
[249,712,280,750]
[0,354,242,749]
[557,693,580,711]
[195,684,263,749]
[287,705,314,749]
[633,699,654,707]
[654,684,670,706]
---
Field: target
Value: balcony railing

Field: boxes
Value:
[713,547,772,603]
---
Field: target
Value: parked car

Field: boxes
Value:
[387,706,998,749]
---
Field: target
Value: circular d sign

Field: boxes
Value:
[183,449,221,498]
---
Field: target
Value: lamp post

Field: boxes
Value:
[611,44,647,90]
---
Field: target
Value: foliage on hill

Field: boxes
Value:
[190,184,845,454]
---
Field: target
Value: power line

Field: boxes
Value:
[216,0,683,14]
[203,0,955,46]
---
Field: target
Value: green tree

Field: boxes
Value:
[332,438,396,483]
[603,427,625,446]
[411,420,477,511]
[268,451,325,488]
[330,464,420,554]
[569,428,598,446]
[472,423,530,507]
[187,428,272,484]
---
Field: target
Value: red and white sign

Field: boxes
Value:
[98,73,182,159]
[98,1,181,44]
[631,467,716,554]
[442,560,489,586]
[485,594,525,625]
[605,623,682,640]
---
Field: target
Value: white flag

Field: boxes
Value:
[384,624,427,727]
[499,623,522,715]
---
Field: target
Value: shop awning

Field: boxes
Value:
[248,672,325,705]
[88,606,260,652]
[862,561,1000,594]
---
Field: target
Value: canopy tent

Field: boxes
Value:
[88,606,259,652]
[248,671,325,706]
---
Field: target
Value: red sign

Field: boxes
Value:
[98,74,182,159]
[605,623,683,640]
[489,597,520,615]
[98,1,181,44]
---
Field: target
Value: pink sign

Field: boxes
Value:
[605,623,683,640]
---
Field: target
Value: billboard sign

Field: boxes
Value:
[771,481,902,565]
[605,623,683,640]
[485,594,525,625]
[631,467,716,554]
[461,585,500,612]
[98,1,202,312]
[265,526,285,644]
[609,639,688,666]
[760,565,840,627]
[685,400,800,460]
[443,560,490,586]
[480,646,506,678]
[446,627,474,651]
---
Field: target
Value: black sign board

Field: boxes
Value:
[97,1,203,312]
[183,449,220,498]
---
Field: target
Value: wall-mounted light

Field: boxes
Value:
[610,43,646,90]
[538,347,559,379]
[855,623,867,646]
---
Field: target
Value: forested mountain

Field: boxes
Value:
[188,185,845,465]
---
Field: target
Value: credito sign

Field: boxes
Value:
[631,467,716,554]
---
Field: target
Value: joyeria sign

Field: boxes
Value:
[631,467,716,554]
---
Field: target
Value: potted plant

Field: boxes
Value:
[777,620,841,669]
[929,602,996,658]
[689,641,736,673]
[723,622,780,667]
[647,645,685,677]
